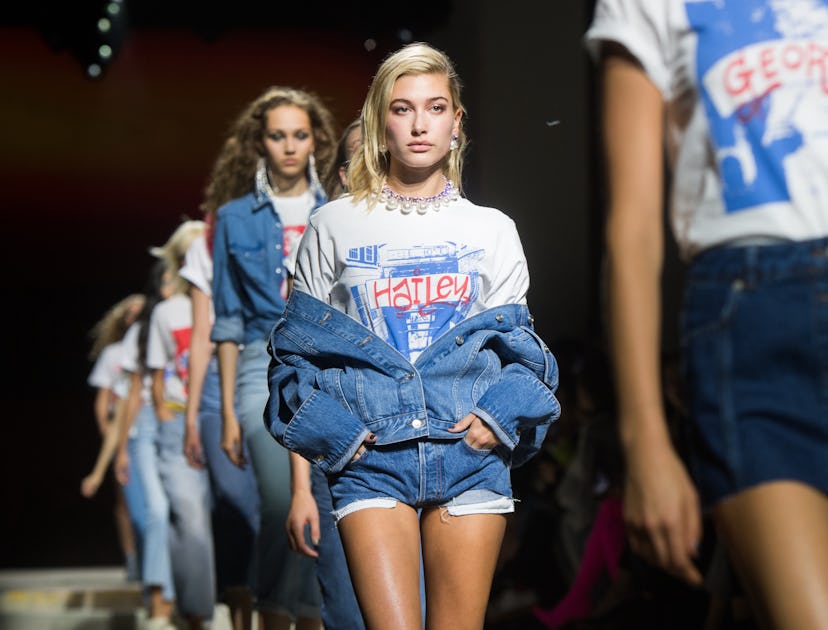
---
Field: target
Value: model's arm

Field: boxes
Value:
[151,369,173,421]
[92,387,113,436]
[286,453,320,558]
[602,45,701,585]
[216,340,245,467]
[184,284,211,468]
[81,371,141,497]
[81,395,124,498]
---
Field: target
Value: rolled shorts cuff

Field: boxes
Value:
[332,498,397,523]
[332,490,515,523]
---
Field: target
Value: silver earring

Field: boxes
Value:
[255,157,278,197]
[379,143,387,153]
[308,153,322,194]
[450,134,459,151]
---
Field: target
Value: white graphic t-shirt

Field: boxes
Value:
[120,323,153,405]
[272,189,315,298]
[586,0,828,258]
[180,234,212,298]
[293,195,529,362]
[180,234,216,325]
[146,293,193,408]
[88,341,129,402]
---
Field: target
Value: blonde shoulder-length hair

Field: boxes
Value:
[347,42,467,206]
[150,219,206,295]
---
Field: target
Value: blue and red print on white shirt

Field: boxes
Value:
[348,241,483,361]
[688,0,828,213]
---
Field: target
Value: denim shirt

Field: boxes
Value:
[265,289,560,474]
[211,186,327,346]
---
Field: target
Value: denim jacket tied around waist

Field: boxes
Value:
[265,289,561,475]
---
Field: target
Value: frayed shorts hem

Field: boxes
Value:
[332,492,515,523]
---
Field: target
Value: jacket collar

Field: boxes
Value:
[283,289,532,366]
[252,177,328,213]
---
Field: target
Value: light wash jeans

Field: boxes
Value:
[133,404,215,619]
[237,339,320,618]
[199,356,260,595]
[121,432,147,580]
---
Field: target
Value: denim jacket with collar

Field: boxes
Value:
[265,289,560,474]
[211,185,327,346]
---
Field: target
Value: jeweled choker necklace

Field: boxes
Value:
[377,178,460,214]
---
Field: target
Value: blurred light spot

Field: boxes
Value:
[97,17,111,33]
[398,29,413,42]
[99,44,112,59]
[364,38,377,51]
[87,63,102,78]
[107,3,121,16]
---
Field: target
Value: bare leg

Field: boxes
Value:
[223,586,253,630]
[148,586,174,620]
[715,481,828,630]
[259,611,292,630]
[338,504,423,630]
[295,616,323,630]
[420,508,506,630]
[113,487,136,564]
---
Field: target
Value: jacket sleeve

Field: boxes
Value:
[470,325,560,468]
[265,317,371,474]
[210,208,245,345]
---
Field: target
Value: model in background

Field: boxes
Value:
[586,1,828,627]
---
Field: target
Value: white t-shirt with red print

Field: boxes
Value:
[271,189,315,298]
[293,194,530,363]
[120,323,153,405]
[88,341,128,401]
[585,0,828,259]
[146,293,193,408]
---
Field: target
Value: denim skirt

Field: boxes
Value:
[681,236,828,508]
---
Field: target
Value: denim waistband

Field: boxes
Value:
[688,235,828,284]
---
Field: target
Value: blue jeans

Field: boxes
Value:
[122,433,147,578]
[133,404,216,618]
[682,236,828,507]
[237,339,320,618]
[199,356,260,595]
[133,405,174,603]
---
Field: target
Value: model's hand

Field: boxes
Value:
[448,412,501,450]
[221,412,247,468]
[349,432,378,463]
[286,488,321,558]
[624,438,703,586]
[80,473,102,498]
[183,422,206,469]
[114,448,130,486]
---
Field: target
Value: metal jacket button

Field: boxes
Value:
[411,418,423,428]
[495,313,504,322]
[455,335,464,345]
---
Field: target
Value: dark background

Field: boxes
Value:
[0,1,684,568]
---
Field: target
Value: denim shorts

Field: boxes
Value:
[328,437,514,522]
[681,236,828,508]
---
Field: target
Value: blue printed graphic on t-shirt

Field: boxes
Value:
[347,242,483,360]
[686,0,828,212]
